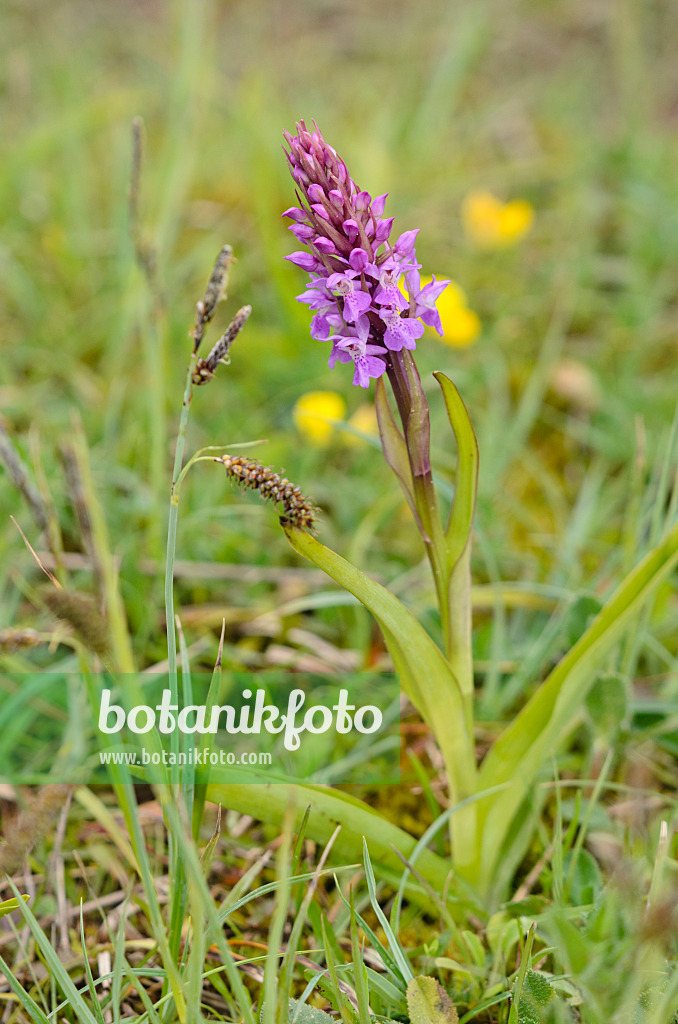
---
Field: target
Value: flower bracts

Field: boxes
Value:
[283,120,451,388]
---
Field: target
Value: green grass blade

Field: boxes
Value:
[349,890,372,1024]
[508,922,535,1024]
[111,895,131,1024]
[219,865,354,921]
[335,881,405,988]
[457,990,511,1024]
[0,951,52,1024]
[320,915,356,1024]
[0,895,29,918]
[80,903,107,1024]
[364,966,408,1010]
[6,878,100,1024]
[263,807,293,1024]
[362,839,414,983]
[159,794,256,1024]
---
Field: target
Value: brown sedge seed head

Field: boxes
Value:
[215,455,318,531]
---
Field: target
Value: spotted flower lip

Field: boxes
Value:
[282,120,451,387]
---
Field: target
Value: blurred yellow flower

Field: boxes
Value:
[461,190,534,248]
[293,390,347,444]
[345,403,379,446]
[421,276,481,347]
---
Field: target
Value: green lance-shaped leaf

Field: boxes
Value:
[475,521,678,893]
[433,372,478,710]
[0,895,29,919]
[432,372,479,567]
[281,524,477,804]
[205,779,453,899]
[406,976,459,1024]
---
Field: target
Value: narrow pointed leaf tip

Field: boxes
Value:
[433,372,479,560]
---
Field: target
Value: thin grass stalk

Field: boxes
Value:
[67,421,135,674]
[140,293,167,540]
[163,358,197,970]
[192,622,225,838]
[349,892,372,1024]
[160,793,256,1024]
[166,617,192,970]
[165,352,197,684]
[278,825,341,1012]
[263,806,294,1024]
[108,776,187,1023]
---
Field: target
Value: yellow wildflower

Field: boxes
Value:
[345,403,379,446]
[421,276,481,348]
[293,390,347,445]
[462,190,534,248]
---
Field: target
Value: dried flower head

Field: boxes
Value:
[282,120,451,388]
[190,244,235,353]
[214,454,318,531]
[0,784,71,876]
[193,304,252,385]
[43,589,110,658]
[0,627,42,651]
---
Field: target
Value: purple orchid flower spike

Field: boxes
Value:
[281,121,467,644]
[282,119,449,389]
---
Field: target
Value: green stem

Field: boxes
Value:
[384,355,479,870]
[386,352,453,657]
[161,351,197,1021]
[165,352,197,681]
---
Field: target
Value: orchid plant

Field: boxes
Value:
[280,119,479,868]
[194,122,678,908]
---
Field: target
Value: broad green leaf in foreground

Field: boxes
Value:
[433,372,479,566]
[281,523,477,807]
[433,371,479,707]
[205,779,453,898]
[0,895,29,919]
[407,975,459,1024]
[475,521,678,895]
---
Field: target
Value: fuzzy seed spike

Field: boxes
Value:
[214,455,319,532]
[191,245,236,352]
[193,304,252,385]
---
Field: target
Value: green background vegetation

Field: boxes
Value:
[2,0,678,670]
[1,1,677,1021]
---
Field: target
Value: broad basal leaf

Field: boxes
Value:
[407,976,459,1024]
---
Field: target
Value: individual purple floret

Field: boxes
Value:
[404,270,450,336]
[282,120,450,388]
[326,315,389,389]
